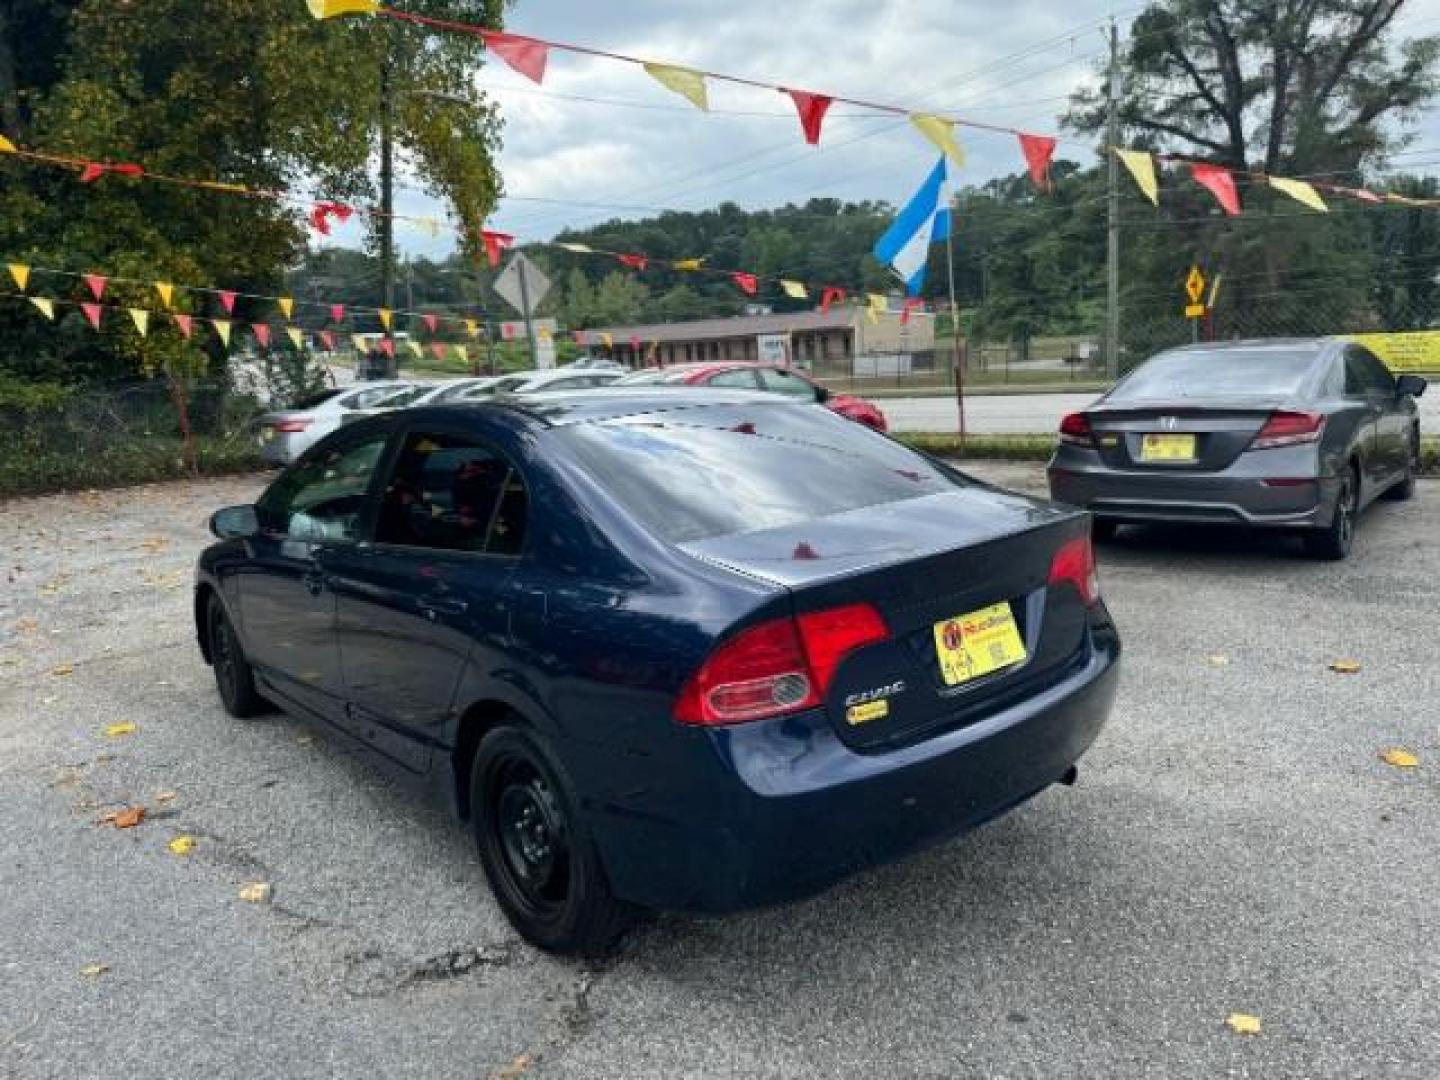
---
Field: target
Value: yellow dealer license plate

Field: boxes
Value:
[1140,433,1196,461]
[933,602,1027,687]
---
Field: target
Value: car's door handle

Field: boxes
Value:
[418,596,468,618]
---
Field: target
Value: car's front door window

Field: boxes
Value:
[257,434,390,540]
[709,369,762,389]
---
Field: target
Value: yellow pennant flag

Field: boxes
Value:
[601,332,613,348]
[673,258,705,271]
[8,263,30,291]
[866,293,887,324]
[417,217,444,239]
[910,114,964,165]
[129,309,150,337]
[464,319,479,338]
[352,333,368,353]
[212,319,232,347]
[406,339,423,359]
[286,327,304,350]
[378,308,393,330]
[0,134,15,154]
[29,297,55,321]
[453,344,468,364]
[306,0,379,18]
[643,63,709,111]
[781,279,808,300]
[1115,149,1159,206]
[538,325,552,341]
[278,297,295,319]
[154,282,174,308]
[1269,176,1328,213]
[557,242,593,254]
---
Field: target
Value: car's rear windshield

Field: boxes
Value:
[1110,349,1319,401]
[295,388,343,410]
[555,403,961,543]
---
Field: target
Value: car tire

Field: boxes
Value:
[1382,432,1418,502]
[471,726,633,957]
[206,595,271,718]
[1091,519,1119,543]
[1304,465,1359,561]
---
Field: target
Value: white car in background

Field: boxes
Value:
[254,381,414,464]
[453,368,624,400]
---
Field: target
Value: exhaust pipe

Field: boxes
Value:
[1058,765,1079,787]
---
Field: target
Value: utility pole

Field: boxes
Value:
[944,193,966,443]
[1104,18,1121,381]
[379,55,396,315]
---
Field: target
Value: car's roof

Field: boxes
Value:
[1162,337,1337,356]
[410,386,797,429]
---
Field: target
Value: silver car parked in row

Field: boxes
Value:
[255,382,414,465]
[1048,338,1425,559]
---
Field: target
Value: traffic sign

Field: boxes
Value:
[1184,265,1206,304]
[1184,302,1205,319]
[493,253,551,316]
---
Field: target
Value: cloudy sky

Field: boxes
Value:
[329,0,1440,260]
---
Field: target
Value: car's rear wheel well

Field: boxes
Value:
[194,584,217,665]
[453,700,524,820]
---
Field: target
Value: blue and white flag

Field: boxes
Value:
[872,158,951,296]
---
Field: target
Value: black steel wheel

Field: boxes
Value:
[206,595,270,718]
[1305,465,1359,561]
[471,726,632,956]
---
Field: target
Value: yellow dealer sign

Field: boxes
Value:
[1344,331,1440,372]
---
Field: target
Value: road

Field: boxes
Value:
[2,468,1437,1078]
[879,388,1440,434]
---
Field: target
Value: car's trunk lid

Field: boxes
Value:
[1086,399,1285,472]
[679,489,1094,750]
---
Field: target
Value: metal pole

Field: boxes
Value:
[1105,19,1121,380]
[379,56,395,314]
[517,259,538,368]
[945,195,966,443]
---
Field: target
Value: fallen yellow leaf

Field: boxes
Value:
[103,721,138,738]
[1329,659,1362,674]
[1205,655,1230,667]
[494,1053,534,1079]
[79,963,110,978]
[238,882,272,903]
[155,790,177,803]
[100,806,145,829]
[50,663,74,677]
[167,835,196,856]
[1226,1013,1262,1035]
[1379,748,1420,769]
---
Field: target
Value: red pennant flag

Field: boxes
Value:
[430,343,447,361]
[901,297,926,325]
[480,229,514,268]
[572,331,587,345]
[820,286,846,313]
[218,290,237,314]
[173,313,194,339]
[480,30,549,84]
[252,323,271,348]
[378,338,395,359]
[1190,163,1241,216]
[617,253,648,271]
[422,313,439,334]
[731,272,758,296]
[1018,133,1057,191]
[78,161,143,184]
[308,201,354,236]
[329,303,346,324]
[629,334,641,349]
[83,273,108,301]
[786,90,834,146]
[80,302,103,330]
[1344,186,1383,204]
[319,330,336,351]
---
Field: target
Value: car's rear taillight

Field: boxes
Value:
[272,418,313,433]
[1049,534,1100,606]
[1058,412,1092,446]
[674,603,889,726]
[1250,410,1324,450]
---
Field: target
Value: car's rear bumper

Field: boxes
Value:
[1048,456,1338,529]
[588,620,1120,913]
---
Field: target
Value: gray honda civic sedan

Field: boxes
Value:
[1047,338,1426,559]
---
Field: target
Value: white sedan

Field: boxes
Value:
[254,381,414,465]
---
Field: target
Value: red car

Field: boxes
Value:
[614,362,888,432]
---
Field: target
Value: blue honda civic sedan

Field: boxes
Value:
[195,389,1120,954]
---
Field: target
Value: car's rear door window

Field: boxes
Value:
[556,402,958,542]
[374,431,527,555]
[708,369,762,389]
[1110,349,1318,401]
[758,367,820,400]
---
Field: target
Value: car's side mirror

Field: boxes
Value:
[1396,374,1427,399]
[814,385,832,404]
[210,504,260,539]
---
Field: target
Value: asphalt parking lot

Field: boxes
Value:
[2,465,1436,1079]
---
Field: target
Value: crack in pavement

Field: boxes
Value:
[342,943,517,999]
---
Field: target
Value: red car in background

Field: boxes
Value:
[614,362,889,432]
